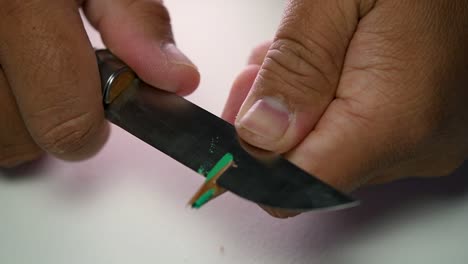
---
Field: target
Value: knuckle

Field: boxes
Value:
[125,0,172,40]
[35,111,97,155]
[259,37,339,99]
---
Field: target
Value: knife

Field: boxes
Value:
[96,49,357,211]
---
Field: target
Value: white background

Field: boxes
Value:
[1,1,468,263]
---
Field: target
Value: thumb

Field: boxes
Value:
[235,0,365,153]
[84,0,200,95]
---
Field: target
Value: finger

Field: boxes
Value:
[222,41,272,123]
[365,154,466,186]
[0,0,109,160]
[284,51,408,191]
[235,0,366,153]
[0,69,42,167]
[84,0,200,95]
[286,102,380,192]
[224,42,297,218]
[260,205,301,219]
[222,65,259,124]
[224,66,304,218]
[247,40,272,65]
[285,72,427,192]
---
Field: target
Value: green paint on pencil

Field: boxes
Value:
[191,153,234,209]
[192,188,216,209]
[205,153,234,182]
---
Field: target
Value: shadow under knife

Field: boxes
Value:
[295,160,468,255]
[0,156,52,182]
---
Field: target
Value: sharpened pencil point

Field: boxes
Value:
[192,188,216,209]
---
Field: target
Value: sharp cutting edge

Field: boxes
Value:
[96,49,358,211]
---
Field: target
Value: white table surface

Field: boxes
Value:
[1,1,468,263]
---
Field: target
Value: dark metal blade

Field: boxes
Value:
[105,80,356,211]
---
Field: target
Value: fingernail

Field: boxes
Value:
[237,97,291,144]
[162,43,198,70]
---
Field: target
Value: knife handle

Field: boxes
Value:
[95,49,136,105]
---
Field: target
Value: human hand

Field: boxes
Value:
[223,0,468,217]
[0,0,199,167]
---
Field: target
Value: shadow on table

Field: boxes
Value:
[294,160,468,255]
[180,159,468,263]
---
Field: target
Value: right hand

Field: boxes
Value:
[223,0,468,217]
[0,0,199,168]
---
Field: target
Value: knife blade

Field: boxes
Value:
[96,49,357,211]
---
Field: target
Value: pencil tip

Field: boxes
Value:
[192,188,215,209]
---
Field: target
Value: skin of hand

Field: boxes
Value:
[222,0,468,217]
[0,0,199,167]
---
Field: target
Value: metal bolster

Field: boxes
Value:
[95,49,135,105]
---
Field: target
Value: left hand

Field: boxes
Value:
[0,0,199,167]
